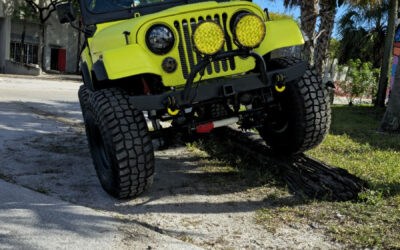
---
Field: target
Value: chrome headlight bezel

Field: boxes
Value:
[146,25,175,55]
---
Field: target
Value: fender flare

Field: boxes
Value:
[98,44,162,81]
[255,19,304,56]
[81,61,96,91]
[91,60,108,82]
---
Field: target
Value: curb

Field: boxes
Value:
[0,73,82,82]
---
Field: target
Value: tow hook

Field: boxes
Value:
[274,73,286,93]
[166,96,180,116]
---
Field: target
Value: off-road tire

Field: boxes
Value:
[83,88,154,198]
[78,85,90,115]
[258,57,331,154]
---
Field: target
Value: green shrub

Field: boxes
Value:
[337,59,379,105]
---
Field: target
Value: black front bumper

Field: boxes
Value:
[130,51,307,111]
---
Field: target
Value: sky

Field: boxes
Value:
[252,0,349,39]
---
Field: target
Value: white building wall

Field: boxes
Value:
[0,1,3,18]
[0,16,11,73]
[1,0,82,74]
[11,21,41,44]
[45,15,80,73]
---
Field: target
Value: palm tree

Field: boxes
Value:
[315,0,383,74]
[315,0,337,74]
[283,0,382,75]
[379,66,400,132]
[376,0,398,107]
[283,0,319,65]
[337,4,387,68]
[379,0,400,132]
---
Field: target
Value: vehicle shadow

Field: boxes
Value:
[0,99,298,202]
[2,99,398,241]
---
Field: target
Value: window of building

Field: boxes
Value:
[9,42,39,65]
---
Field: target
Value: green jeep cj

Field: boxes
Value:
[57,0,331,199]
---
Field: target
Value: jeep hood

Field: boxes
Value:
[89,1,265,55]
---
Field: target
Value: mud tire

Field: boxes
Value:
[83,88,154,199]
[78,85,90,115]
[258,57,331,154]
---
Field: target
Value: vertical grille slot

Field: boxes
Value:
[182,19,196,72]
[205,15,213,75]
[213,14,222,73]
[175,21,189,79]
[222,13,235,70]
[218,13,229,72]
[190,18,205,76]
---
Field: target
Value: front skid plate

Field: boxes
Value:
[129,61,307,111]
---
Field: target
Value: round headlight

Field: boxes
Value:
[146,25,175,55]
[233,13,265,48]
[193,21,225,56]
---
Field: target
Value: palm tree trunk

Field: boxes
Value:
[299,0,319,65]
[379,67,400,132]
[315,0,337,75]
[376,0,398,107]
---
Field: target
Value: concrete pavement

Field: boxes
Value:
[0,76,202,250]
[0,75,341,249]
[0,73,82,82]
[0,179,123,250]
[0,179,201,250]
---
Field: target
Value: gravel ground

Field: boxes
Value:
[0,76,343,249]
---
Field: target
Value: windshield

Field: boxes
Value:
[80,0,230,25]
[86,0,175,13]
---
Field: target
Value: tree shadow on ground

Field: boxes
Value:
[0,180,121,249]
[0,100,303,216]
[5,99,399,244]
[329,105,400,152]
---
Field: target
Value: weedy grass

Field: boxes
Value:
[191,105,400,248]
[257,105,400,248]
[307,105,400,196]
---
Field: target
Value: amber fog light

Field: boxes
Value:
[233,13,265,48]
[193,21,225,55]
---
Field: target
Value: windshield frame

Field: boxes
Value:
[79,0,230,26]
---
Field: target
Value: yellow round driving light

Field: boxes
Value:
[193,21,225,55]
[234,13,265,48]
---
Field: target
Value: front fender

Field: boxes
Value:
[96,44,162,81]
[255,19,304,56]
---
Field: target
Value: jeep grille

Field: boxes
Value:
[174,14,236,79]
